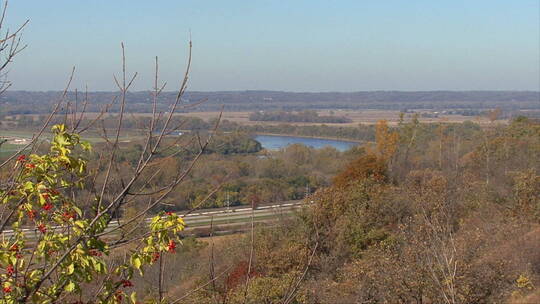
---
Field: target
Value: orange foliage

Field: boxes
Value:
[332,153,387,187]
[375,120,399,161]
[225,261,260,290]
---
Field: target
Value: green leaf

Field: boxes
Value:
[24,181,34,191]
[52,124,66,133]
[73,206,83,217]
[65,281,76,292]
[80,141,92,151]
[74,220,86,229]
[131,255,142,270]
[29,270,41,280]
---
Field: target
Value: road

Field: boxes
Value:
[1,200,308,239]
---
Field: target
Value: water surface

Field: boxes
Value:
[255,135,357,152]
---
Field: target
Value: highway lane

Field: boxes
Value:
[1,201,307,239]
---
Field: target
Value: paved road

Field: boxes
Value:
[1,201,307,239]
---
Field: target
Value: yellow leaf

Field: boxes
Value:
[67,263,75,275]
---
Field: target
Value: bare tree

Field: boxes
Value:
[0,35,229,302]
[0,0,28,94]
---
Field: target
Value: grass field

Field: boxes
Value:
[0,130,38,138]
[0,143,26,153]
[12,109,501,127]
[178,109,499,126]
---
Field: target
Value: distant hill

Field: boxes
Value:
[0,90,538,114]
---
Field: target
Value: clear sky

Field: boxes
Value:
[5,0,540,91]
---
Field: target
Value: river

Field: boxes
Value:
[254,135,357,152]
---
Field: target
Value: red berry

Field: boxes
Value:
[167,240,176,253]
[27,210,36,219]
[152,252,160,262]
[3,286,11,293]
[114,291,123,301]
[89,249,102,257]
[6,265,14,276]
[37,223,46,234]
[165,211,173,216]
[9,244,19,252]
[16,155,26,162]
[42,203,53,211]
[25,163,35,169]
[62,212,75,220]
[120,279,133,288]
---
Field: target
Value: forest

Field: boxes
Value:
[2,109,537,303]
[111,133,358,211]
[150,115,539,303]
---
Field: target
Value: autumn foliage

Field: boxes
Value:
[332,153,386,187]
[0,125,185,303]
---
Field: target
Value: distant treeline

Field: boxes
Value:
[2,114,375,141]
[249,110,352,123]
[8,113,520,143]
[1,90,538,114]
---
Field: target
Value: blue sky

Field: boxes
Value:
[5,0,540,91]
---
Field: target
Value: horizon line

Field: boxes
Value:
[4,89,540,94]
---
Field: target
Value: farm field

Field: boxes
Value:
[177,109,499,126]
[8,109,500,127]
